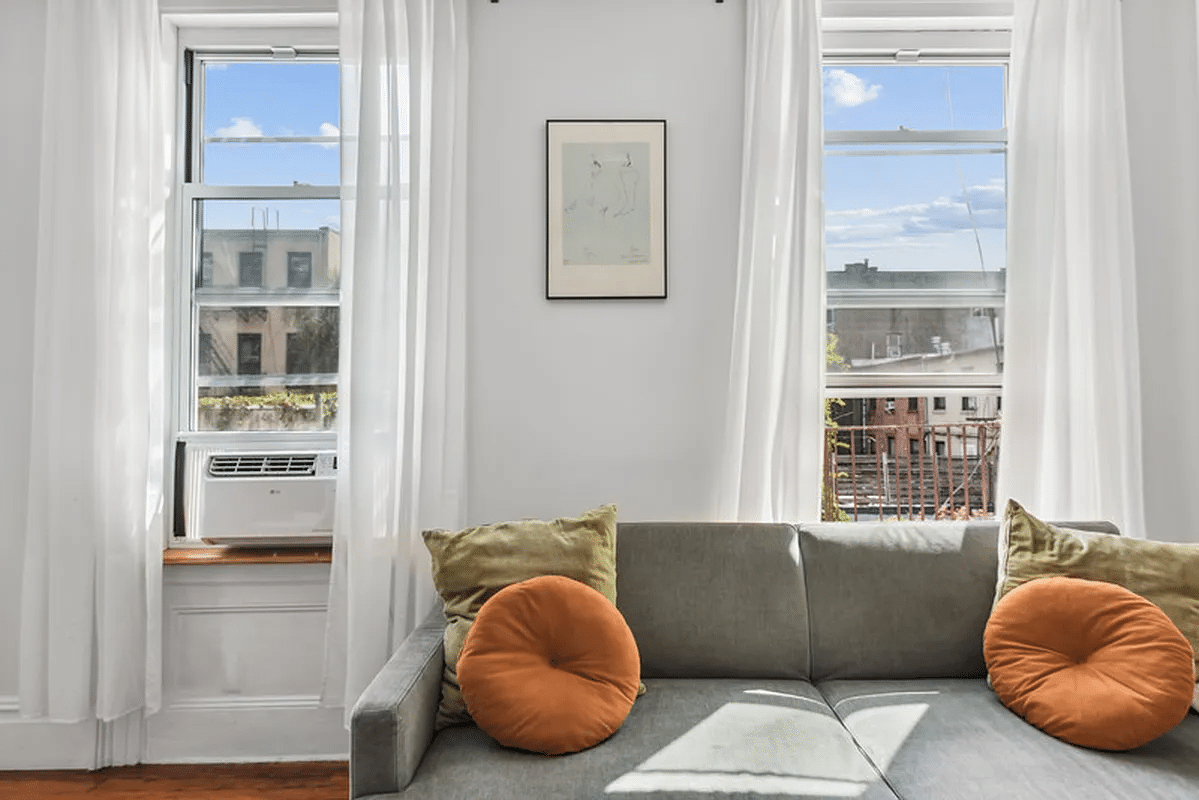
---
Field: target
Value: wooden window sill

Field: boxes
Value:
[163,546,332,565]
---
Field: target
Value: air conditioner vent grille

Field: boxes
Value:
[208,454,318,477]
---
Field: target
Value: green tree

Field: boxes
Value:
[822,334,850,521]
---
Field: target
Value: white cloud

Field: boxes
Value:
[318,122,340,149]
[213,117,263,138]
[824,69,882,108]
[826,180,1006,247]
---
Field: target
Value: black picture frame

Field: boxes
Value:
[545,119,667,299]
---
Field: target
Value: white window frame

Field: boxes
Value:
[168,24,340,452]
[822,14,1010,399]
[163,20,340,547]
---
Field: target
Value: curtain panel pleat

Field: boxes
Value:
[996,0,1146,537]
[323,0,469,717]
[718,0,825,524]
[20,0,169,722]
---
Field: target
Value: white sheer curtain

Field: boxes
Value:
[996,0,1145,538]
[1124,0,1199,544]
[718,0,825,523]
[323,0,469,715]
[20,0,169,721]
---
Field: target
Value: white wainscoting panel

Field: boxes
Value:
[144,563,347,763]
[0,697,98,770]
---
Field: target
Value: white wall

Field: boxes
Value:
[467,0,744,525]
[0,0,45,701]
[1123,0,1199,543]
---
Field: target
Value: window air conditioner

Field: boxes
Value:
[190,449,337,547]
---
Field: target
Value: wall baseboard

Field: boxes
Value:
[0,716,97,770]
[143,703,348,764]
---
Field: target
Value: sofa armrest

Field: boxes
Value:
[350,607,445,799]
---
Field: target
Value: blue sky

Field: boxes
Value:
[201,61,340,230]
[823,65,1007,273]
[198,62,1006,273]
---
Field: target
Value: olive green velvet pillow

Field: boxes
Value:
[995,500,1199,683]
[423,504,620,729]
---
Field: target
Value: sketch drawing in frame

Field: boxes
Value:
[546,120,667,299]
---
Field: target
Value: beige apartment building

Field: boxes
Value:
[196,226,340,386]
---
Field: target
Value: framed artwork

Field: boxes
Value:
[546,119,667,299]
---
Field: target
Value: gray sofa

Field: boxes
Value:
[350,520,1199,799]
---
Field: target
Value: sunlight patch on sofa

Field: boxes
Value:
[605,772,870,796]
[743,689,829,708]
[842,703,930,772]
[605,702,880,796]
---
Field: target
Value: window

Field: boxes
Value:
[287,251,313,288]
[821,19,1007,521]
[236,333,262,375]
[962,396,977,412]
[884,398,896,413]
[180,46,340,433]
[238,251,264,287]
[200,252,214,287]
[197,332,218,375]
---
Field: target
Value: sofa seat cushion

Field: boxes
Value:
[984,576,1194,751]
[394,679,900,800]
[819,678,1199,800]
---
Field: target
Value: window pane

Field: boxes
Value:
[827,307,1003,375]
[824,394,1000,521]
[196,306,338,432]
[823,65,1005,132]
[202,61,340,186]
[287,252,313,288]
[238,251,264,287]
[824,151,1005,273]
[197,200,340,291]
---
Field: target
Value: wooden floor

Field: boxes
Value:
[0,761,349,799]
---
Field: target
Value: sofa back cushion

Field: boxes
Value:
[615,522,810,679]
[799,519,1119,681]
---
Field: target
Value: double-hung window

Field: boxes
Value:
[822,13,1008,521]
[178,43,340,434]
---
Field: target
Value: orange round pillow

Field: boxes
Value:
[984,576,1194,751]
[457,574,641,755]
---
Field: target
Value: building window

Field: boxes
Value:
[962,396,977,412]
[236,333,262,375]
[821,24,1007,521]
[200,251,214,287]
[286,332,303,374]
[238,251,264,287]
[287,251,313,288]
[909,438,920,457]
[183,45,341,433]
[197,332,218,376]
[884,398,896,413]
